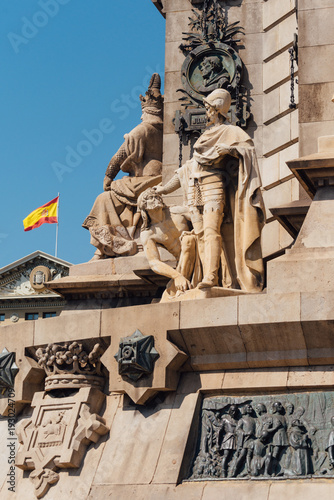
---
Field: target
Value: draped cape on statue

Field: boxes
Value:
[177,121,265,293]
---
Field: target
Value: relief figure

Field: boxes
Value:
[191,395,334,481]
[231,404,256,477]
[286,419,311,476]
[197,55,230,93]
[218,404,238,477]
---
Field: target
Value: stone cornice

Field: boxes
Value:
[0,298,65,310]
[151,0,165,17]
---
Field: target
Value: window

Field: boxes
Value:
[43,312,56,319]
[0,314,5,322]
[25,313,38,321]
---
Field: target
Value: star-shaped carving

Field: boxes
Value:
[0,348,19,392]
[114,329,159,382]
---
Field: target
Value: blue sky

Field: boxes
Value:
[0,0,165,267]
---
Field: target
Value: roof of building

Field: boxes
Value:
[0,251,71,276]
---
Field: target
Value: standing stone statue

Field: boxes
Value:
[83,74,163,260]
[155,89,265,292]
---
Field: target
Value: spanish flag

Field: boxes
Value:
[23,196,59,232]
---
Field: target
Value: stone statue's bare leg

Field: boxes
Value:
[177,234,197,281]
[198,204,224,288]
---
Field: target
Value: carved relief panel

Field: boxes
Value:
[188,393,334,481]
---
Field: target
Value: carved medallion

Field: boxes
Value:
[176,0,249,130]
[0,348,19,392]
[30,266,51,292]
[180,43,242,104]
[114,329,159,382]
[10,313,19,323]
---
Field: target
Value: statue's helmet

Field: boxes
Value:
[203,89,231,119]
[140,73,163,117]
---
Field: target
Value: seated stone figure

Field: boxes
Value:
[83,74,163,260]
[156,88,265,293]
[137,189,199,294]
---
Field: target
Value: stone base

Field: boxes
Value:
[46,251,175,302]
[161,286,250,302]
[267,247,334,294]
[267,186,334,294]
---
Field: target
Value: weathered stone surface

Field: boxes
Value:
[287,365,334,388]
[299,83,334,124]
[202,482,270,500]
[153,393,200,484]
[299,45,334,85]
[1,396,119,500]
[223,368,289,391]
[263,51,290,93]
[263,0,296,31]
[101,302,188,404]
[261,220,280,257]
[299,0,333,9]
[0,322,42,416]
[263,113,296,156]
[180,296,237,329]
[300,121,334,157]
[34,310,101,345]
[262,179,296,220]
[88,483,204,500]
[299,7,334,48]
[93,393,175,485]
[263,12,297,61]
[269,480,334,500]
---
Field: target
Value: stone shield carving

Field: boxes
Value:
[16,387,108,498]
[15,341,109,498]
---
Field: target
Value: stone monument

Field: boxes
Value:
[1,1,334,499]
[82,73,163,260]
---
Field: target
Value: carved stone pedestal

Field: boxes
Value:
[267,137,334,294]
[46,251,174,305]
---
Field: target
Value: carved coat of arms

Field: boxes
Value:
[15,342,109,498]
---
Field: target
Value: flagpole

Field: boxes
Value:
[55,193,59,257]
